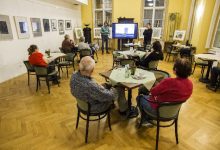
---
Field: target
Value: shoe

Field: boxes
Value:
[106,51,110,54]
[102,51,104,55]
[206,84,216,91]
[137,118,153,128]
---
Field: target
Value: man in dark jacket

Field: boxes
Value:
[143,23,153,50]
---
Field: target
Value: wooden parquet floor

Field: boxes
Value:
[0,51,220,150]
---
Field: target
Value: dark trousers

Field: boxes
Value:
[101,35,109,53]
[144,40,151,50]
[210,67,220,86]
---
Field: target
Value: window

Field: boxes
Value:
[143,0,165,27]
[213,17,220,48]
[94,0,112,27]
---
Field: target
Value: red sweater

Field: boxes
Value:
[149,77,193,109]
[29,52,47,67]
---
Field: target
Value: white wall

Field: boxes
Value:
[0,0,81,83]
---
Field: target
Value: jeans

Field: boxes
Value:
[136,95,156,121]
[101,35,108,52]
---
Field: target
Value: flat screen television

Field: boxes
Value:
[112,23,138,39]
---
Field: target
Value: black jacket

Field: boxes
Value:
[143,28,153,42]
[139,51,164,68]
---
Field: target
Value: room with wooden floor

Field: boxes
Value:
[0,0,220,150]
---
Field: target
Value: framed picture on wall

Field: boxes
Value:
[173,30,186,41]
[65,20,72,30]
[14,16,29,39]
[74,28,83,39]
[139,27,146,39]
[43,19,50,32]
[94,28,101,39]
[152,27,162,40]
[51,19,57,31]
[0,14,13,40]
[30,18,42,37]
[58,20,64,35]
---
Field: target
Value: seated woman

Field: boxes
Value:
[136,41,164,68]
[28,45,59,83]
[136,58,193,126]
[62,34,77,54]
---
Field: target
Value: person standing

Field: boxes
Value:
[143,23,153,50]
[101,21,110,54]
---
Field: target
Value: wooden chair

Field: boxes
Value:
[23,61,35,86]
[57,53,75,78]
[34,66,59,93]
[75,98,112,143]
[79,49,92,60]
[148,60,159,70]
[119,58,136,67]
[165,45,179,62]
[112,51,124,68]
[192,58,208,78]
[139,99,185,150]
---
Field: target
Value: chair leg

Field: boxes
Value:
[58,66,61,77]
[46,77,50,94]
[165,53,168,61]
[85,114,90,143]
[107,112,112,131]
[201,66,205,78]
[66,66,68,78]
[156,120,160,150]
[168,54,171,62]
[76,109,80,129]
[28,71,30,86]
[192,64,196,74]
[175,118,179,144]
[36,77,39,92]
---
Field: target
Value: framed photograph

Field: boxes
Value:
[14,16,29,39]
[173,30,186,41]
[74,28,83,39]
[94,28,101,39]
[58,20,64,35]
[152,27,162,39]
[30,18,42,37]
[139,27,146,39]
[43,19,50,32]
[65,20,72,30]
[51,19,57,31]
[0,14,13,40]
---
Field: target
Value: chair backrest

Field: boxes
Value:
[158,102,183,119]
[65,53,75,61]
[59,47,64,53]
[34,66,48,76]
[23,61,34,71]
[119,59,135,67]
[148,60,159,70]
[147,69,170,82]
[76,98,89,112]
[80,49,92,58]
[163,41,173,53]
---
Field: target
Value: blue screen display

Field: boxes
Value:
[112,23,138,39]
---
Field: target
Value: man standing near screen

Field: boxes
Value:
[143,23,153,50]
[101,21,110,54]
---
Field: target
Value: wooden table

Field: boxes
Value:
[100,70,164,118]
[194,53,220,83]
[44,52,66,63]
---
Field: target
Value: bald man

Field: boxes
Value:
[70,56,128,113]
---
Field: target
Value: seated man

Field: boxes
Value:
[78,36,95,55]
[206,66,220,91]
[62,34,77,54]
[136,41,164,68]
[70,56,128,113]
[136,58,193,126]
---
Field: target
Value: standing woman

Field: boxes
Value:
[143,23,153,50]
[101,21,110,54]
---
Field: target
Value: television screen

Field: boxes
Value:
[112,23,138,39]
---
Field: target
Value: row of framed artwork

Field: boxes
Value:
[0,14,72,40]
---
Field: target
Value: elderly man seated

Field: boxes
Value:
[70,56,128,113]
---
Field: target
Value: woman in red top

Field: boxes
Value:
[28,45,48,67]
[28,45,59,84]
[136,58,193,126]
